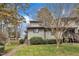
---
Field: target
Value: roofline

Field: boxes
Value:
[30,21,42,23]
[27,27,44,29]
[27,26,77,29]
[27,27,52,30]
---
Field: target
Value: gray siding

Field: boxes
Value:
[27,29,44,40]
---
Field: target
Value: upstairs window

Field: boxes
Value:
[51,32,54,35]
[33,29,39,33]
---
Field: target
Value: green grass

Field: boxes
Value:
[15,43,79,56]
[5,43,18,53]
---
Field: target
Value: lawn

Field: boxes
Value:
[15,43,79,56]
[5,43,18,53]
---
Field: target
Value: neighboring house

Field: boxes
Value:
[27,17,79,43]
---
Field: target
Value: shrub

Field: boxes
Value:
[0,45,5,52]
[19,39,25,44]
[30,37,44,45]
[42,39,57,44]
[0,43,5,55]
[30,37,58,45]
[9,40,19,45]
[47,39,56,44]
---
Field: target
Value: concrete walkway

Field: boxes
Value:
[3,44,26,56]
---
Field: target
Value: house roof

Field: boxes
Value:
[30,21,42,23]
[27,17,78,30]
[27,25,77,30]
[27,27,44,29]
[27,27,51,31]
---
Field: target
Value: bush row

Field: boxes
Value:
[19,39,25,44]
[30,37,57,45]
[0,43,5,55]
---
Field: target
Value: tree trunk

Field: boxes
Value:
[56,39,60,48]
[44,29,46,40]
[55,30,63,48]
[14,25,19,44]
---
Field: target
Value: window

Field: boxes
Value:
[51,32,53,35]
[51,30,55,35]
[33,29,39,33]
[78,30,79,33]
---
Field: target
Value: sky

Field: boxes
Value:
[18,3,75,39]
[19,3,75,19]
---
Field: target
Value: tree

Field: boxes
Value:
[37,4,77,48]
[37,7,53,40]
[70,4,79,43]
[0,3,29,43]
[51,4,79,48]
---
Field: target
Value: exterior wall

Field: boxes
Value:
[27,29,45,40]
[27,19,78,41]
[27,29,57,40]
[46,31,54,39]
